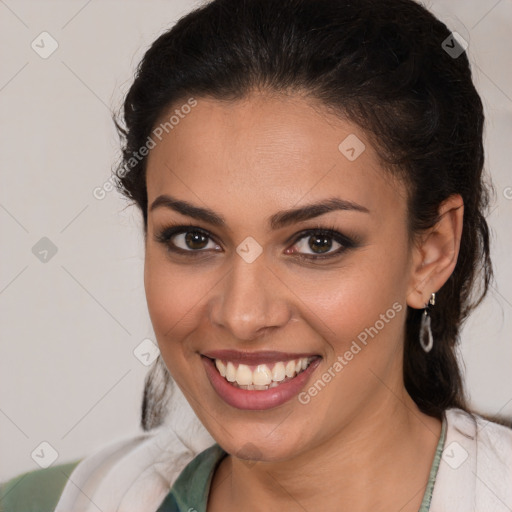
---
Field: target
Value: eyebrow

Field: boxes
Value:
[149,194,369,230]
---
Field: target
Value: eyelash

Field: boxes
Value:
[153,222,359,261]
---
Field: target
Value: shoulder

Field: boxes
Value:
[446,407,512,458]
[430,407,512,512]
[53,423,216,511]
[0,460,81,512]
[158,443,227,512]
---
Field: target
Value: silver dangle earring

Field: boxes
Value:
[419,293,436,353]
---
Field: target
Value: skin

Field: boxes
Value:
[144,91,464,511]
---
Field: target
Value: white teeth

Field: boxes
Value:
[214,357,315,388]
[215,359,226,377]
[285,360,296,378]
[226,362,237,382]
[253,365,272,386]
[271,362,286,382]
[236,364,253,385]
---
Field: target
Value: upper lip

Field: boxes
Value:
[201,350,320,365]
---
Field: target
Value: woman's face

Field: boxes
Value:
[144,92,419,461]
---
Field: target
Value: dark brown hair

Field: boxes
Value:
[113,0,494,429]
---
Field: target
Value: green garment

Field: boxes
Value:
[0,460,81,512]
[161,418,447,512]
[0,419,446,512]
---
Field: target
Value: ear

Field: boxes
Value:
[406,194,464,309]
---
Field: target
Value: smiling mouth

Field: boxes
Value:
[207,356,320,391]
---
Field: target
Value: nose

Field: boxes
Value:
[209,254,291,341]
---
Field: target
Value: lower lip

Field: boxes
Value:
[201,356,321,410]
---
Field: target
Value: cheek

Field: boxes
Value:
[298,245,409,358]
[143,249,204,349]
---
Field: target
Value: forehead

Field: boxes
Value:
[145,92,406,226]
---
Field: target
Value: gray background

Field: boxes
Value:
[1,0,511,481]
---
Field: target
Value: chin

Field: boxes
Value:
[209,421,308,463]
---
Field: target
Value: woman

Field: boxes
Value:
[1,0,511,510]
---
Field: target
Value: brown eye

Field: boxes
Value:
[171,230,220,251]
[292,232,342,256]
[183,231,209,250]
[307,234,334,254]
[155,225,222,254]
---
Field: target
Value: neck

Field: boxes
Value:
[209,392,442,512]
